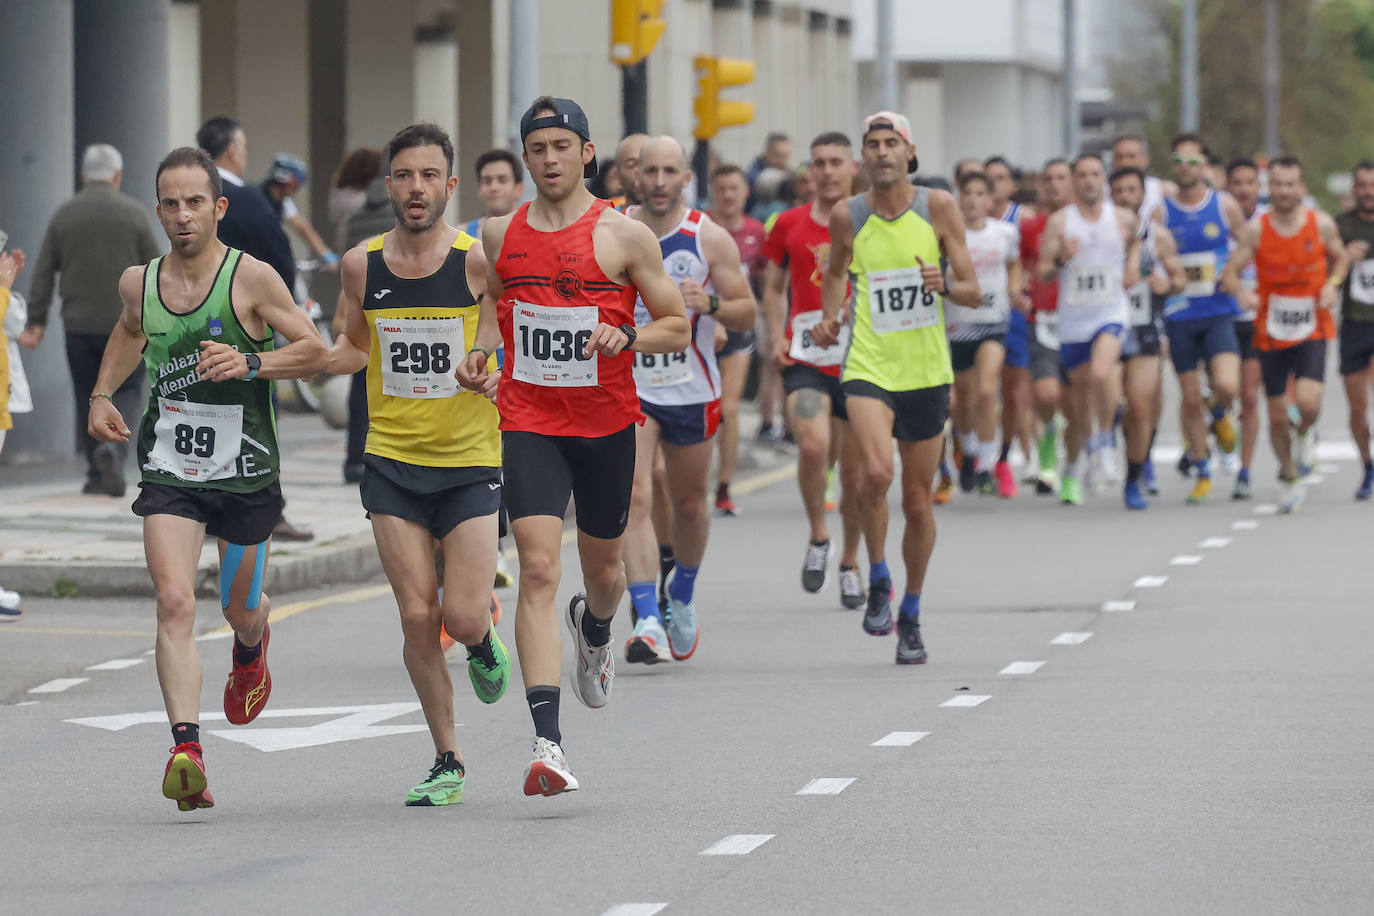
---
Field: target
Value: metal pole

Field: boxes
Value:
[622,61,648,137]
[1062,0,1079,155]
[508,0,538,155]
[1180,0,1198,132]
[1263,0,1279,155]
[876,0,896,110]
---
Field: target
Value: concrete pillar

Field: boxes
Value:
[309,0,347,237]
[0,1,75,464]
[167,1,202,147]
[456,0,497,218]
[777,5,806,165]
[345,0,415,154]
[74,0,170,222]
[752,1,780,168]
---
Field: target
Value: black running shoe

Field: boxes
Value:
[958,455,977,493]
[863,578,894,635]
[895,617,927,664]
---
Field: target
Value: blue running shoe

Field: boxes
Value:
[1357,464,1374,501]
[665,597,699,660]
[1123,480,1148,510]
[1142,458,1158,495]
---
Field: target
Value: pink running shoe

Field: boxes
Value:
[994,460,1017,499]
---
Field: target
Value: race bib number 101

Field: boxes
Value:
[511,302,598,387]
[867,267,940,334]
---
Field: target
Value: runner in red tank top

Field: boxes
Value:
[457,97,689,798]
[1222,154,1347,512]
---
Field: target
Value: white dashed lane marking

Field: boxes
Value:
[28,678,88,694]
[1198,537,1232,549]
[1134,576,1168,588]
[701,835,775,856]
[939,694,991,708]
[796,778,856,796]
[1170,555,1203,566]
[998,661,1045,675]
[871,731,929,747]
[1306,474,1325,484]
[17,700,40,706]
[86,659,144,671]
[1102,600,1136,612]
[1050,632,1093,646]
[1232,519,1260,530]
[601,905,667,916]
[1254,503,1278,515]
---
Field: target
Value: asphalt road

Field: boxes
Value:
[2,386,1373,915]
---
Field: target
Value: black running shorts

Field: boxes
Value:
[132,480,283,545]
[841,380,950,443]
[1259,339,1327,398]
[502,425,636,540]
[359,456,501,540]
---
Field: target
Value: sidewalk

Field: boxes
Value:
[0,405,794,600]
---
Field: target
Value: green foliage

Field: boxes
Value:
[50,577,78,598]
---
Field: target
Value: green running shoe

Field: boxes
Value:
[467,626,510,705]
[1060,473,1084,506]
[1037,418,1059,475]
[406,752,465,806]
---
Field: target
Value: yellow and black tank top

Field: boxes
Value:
[364,231,500,468]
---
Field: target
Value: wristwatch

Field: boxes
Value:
[618,323,638,351]
[244,352,262,380]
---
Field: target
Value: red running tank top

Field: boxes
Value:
[495,199,642,436]
[1254,209,1332,351]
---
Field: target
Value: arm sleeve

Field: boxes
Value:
[26,222,60,327]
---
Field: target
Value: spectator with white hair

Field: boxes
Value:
[20,142,162,496]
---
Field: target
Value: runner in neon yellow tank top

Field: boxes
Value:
[87,147,327,812]
[812,111,983,665]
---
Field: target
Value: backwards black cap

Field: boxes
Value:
[519,97,598,179]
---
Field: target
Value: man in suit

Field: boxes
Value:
[196,116,312,541]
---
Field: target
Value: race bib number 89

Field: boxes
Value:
[867,267,939,334]
[148,398,243,482]
[375,316,463,398]
[511,301,598,387]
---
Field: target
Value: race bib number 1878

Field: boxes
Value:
[867,267,940,334]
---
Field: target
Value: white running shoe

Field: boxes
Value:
[1279,478,1306,514]
[838,566,865,610]
[523,737,579,797]
[1097,446,1123,484]
[665,596,699,660]
[624,615,671,665]
[564,593,613,708]
[1295,428,1317,477]
[801,540,831,593]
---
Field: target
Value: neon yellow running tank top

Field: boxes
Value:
[842,187,953,391]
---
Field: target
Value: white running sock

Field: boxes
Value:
[978,440,999,472]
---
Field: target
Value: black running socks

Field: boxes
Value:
[233,635,263,666]
[580,606,612,647]
[172,722,199,746]
[526,686,561,744]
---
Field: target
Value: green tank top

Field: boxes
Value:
[842,187,953,391]
[136,248,279,492]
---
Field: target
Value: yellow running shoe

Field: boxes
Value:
[1212,414,1237,454]
[932,475,954,505]
[1186,476,1213,504]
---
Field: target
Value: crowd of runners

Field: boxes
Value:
[78,94,1374,812]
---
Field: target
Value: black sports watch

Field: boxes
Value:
[618,323,638,352]
[244,352,262,380]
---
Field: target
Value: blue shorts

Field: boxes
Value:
[1005,309,1030,369]
[1166,314,1239,374]
[641,399,722,446]
[1060,323,1124,371]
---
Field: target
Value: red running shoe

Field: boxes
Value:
[994,460,1017,499]
[162,741,215,811]
[223,623,271,725]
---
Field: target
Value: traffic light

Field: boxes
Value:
[610,0,666,66]
[693,56,755,140]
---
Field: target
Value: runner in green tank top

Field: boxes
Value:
[87,147,327,813]
[812,111,982,666]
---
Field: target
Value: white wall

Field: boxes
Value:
[167,0,201,147]
[852,0,1060,66]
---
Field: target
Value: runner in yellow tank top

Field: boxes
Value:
[812,111,983,665]
[327,124,510,807]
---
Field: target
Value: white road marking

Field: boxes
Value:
[1231,519,1260,530]
[86,659,144,671]
[1051,632,1093,646]
[1305,474,1325,484]
[66,701,424,745]
[29,678,89,694]
[1134,576,1168,588]
[1199,537,1232,549]
[1316,440,1359,460]
[1319,463,1341,473]
[602,905,667,916]
[142,648,156,656]
[17,700,40,706]
[797,777,857,796]
[1102,600,1136,612]
[871,731,929,747]
[1254,503,1278,515]
[1170,555,1203,566]
[701,834,775,856]
[940,694,991,708]
[998,661,1046,675]
[194,630,234,642]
